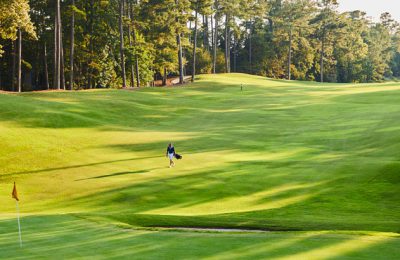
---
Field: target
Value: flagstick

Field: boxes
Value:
[15,201,22,248]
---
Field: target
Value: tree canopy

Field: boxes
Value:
[0,0,399,91]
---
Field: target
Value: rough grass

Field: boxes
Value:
[0,73,399,259]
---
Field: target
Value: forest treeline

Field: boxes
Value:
[1,0,400,91]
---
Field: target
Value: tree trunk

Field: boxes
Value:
[189,20,192,42]
[224,14,230,73]
[288,27,292,80]
[44,42,49,90]
[55,0,61,90]
[54,10,57,89]
[175,0,184,84]
[249,21,252,74]
[70,0,75,90]
[11,40,16,91]
[178,33,184,84]
[233,36,237,72]
[320,33,325,83]
[211,14,214,54]
[162,67,167,86]
[35,41,40,90]
[17,29,22,93]
[88,0,94,89]
[213,8,218,74]
[203,15,208,50]
[130,2,140,88]
[60,25,65,90]
[127,2,135,88]
[206,15,209,50]
[119,0,127,88]
[192,6,198,82]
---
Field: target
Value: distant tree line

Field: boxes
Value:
[1,0,400,92]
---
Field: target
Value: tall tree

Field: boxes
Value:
[44,42,49,89]
[130,1,141,87]
[176,0,190,84]
[17,29,22,92]
[69,0,75,90]
[54,0,61,89]
[119,0,127,88]
[311,0,339,82]
[191,0,199,82]
[127,1,135,88]
[60,16,65,90]
[11,40,16,91]
[275,0,316,80]
[0,0,35,55]
[212,0,219,74]
[191,0,212,81]
[0,0,35,91]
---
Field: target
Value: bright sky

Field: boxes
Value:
[338,0,400,22]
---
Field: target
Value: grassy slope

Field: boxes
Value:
[0,73,399,258]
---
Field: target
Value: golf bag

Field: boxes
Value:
[174,153,182,160]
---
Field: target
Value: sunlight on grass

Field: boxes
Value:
[143,182,322,215]
[276,235,390,260]
[309,85,400,98]
[204,233,320,260]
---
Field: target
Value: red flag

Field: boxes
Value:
[12,182,19,201]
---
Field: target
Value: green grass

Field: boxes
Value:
[0,73,399,259]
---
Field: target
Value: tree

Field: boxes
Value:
[190,0,212,82]
[54,0,62,90]
[362,18,394,81]
[140,0,189,86]
[17,29,22,92]
[311,0,340,82]
[176,0,190,84]
[119,0,127,88]
[0,0,35,55]
[1,0,400,92]
[0,0,35,92]
[274,0,316,80]
[334,11,368,82]
[69,0,75,90]
[129,1,141,87]
[212,0,220,74]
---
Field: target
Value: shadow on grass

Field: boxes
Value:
[62,150,400,232]
[2,156,162,178]
[0,214,398,259]
[75,167,163,181]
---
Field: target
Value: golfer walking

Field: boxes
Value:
[166,143,175,168]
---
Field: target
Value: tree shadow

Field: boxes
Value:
[75,167,163,181]
[0,214,398,259]
[1,156,161,178]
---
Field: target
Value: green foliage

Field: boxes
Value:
[94,46,118,88]
[362,24,393,81]
[139,0,190,75]
[186,47,213,74]
[1,0,400,90]
[0,0,36,55]
[126,32,155,86]
[215,50,226,73]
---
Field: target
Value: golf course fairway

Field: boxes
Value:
[0,74,399,259]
